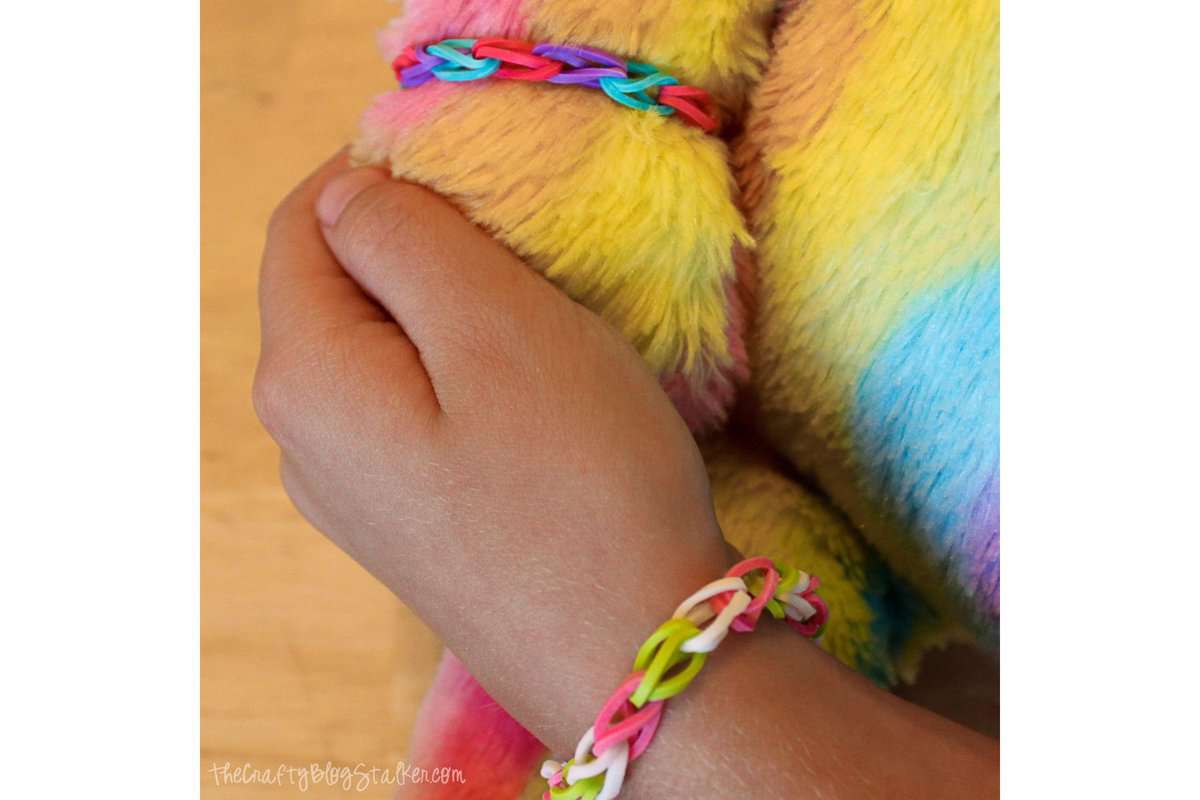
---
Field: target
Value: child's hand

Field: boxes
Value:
[254,153,731,744]
[255,154,999,798]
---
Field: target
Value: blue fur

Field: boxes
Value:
[853,264,999,632]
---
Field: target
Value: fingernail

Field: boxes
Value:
[316,168,389,228]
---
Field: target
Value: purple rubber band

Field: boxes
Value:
[400,66,435,88]
[547,66,626,86]
[398,45,445,88]
[532,44,625,71]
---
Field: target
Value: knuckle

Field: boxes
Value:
[251,354,303,443]
[265,195,296,243]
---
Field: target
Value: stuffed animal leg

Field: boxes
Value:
[734,0,1000,646]
[353,0,778,430]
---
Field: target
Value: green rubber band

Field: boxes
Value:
[631,619,705,707]
[549,765,603,800]
[775,565,801,598]
[643,650,707,703]
[765,599,787,620]
[633,619,697,672]
[552,774,601,799]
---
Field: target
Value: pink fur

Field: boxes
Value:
[377,0,532,63]
[355,83,466,164]
[402,652,544,798]
[662,245,753,431]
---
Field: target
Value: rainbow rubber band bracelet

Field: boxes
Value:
[540,557,829,800]
[392,37,719,133]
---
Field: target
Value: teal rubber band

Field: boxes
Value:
[607,72,678,95]
[599,59,678,115]
[426,41,491,70]
[432,58,501,81]
[599,77,665,112]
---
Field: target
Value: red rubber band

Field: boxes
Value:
[659,85,718,132]
[475,42,563,80]
[392,46,420,75]
[397,37,721,133]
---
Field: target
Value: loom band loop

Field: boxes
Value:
[773,564,802,598]
[598,77,674,115]
[782,575,829,637]
[786,593,829,638]
[392,46,419,71]
[709,557,781,633]
[591,672,665,758]
[568,736,626,782]
[431,57,501,82]
[554,727,631,800]
[671,576,747,624]
[532,44,626,70]
[658,85,719,132]
[393,47,439,88]
[679,586,751,654]
[474,41,564,81]
[596,62,675,113]
[762,565,803,619]
[545,763,604,800]
[472,37,533,54]
[425,40,484,66]
[546,66,627,87]
[630,619,708,706]
[642,648,707,704]
[604,70,679,96]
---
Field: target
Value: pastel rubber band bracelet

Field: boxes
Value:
[392,37,719,133]
[540,557,829,800]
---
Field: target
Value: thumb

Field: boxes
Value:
[315,168,556,400]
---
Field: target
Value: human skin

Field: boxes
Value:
[254,152,999,798]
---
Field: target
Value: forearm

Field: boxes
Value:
[625,624,998,798]
[405,535,997,800]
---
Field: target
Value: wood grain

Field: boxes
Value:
[201,2,442,796]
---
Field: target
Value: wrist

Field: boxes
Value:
[432,522,733,755]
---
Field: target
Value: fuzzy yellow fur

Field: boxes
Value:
[736,0,1000,633]
[704,439,898,684]
[352,0,779,403]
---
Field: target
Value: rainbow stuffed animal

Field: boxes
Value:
[349,0,998,795]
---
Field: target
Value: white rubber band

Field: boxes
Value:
[784,594,817,621]
[567,728,625,782]
[596,741,629,800]
[681,589,751,653]
[672,576,747,623]
[545,559,824,800]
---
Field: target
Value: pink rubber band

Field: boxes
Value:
[710,556,780,633]
[592,672,665,758]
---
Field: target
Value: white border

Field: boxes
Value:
[1,2,199,796]
[1004,1,1199,796]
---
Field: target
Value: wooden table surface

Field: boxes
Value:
[201,3,442,796]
